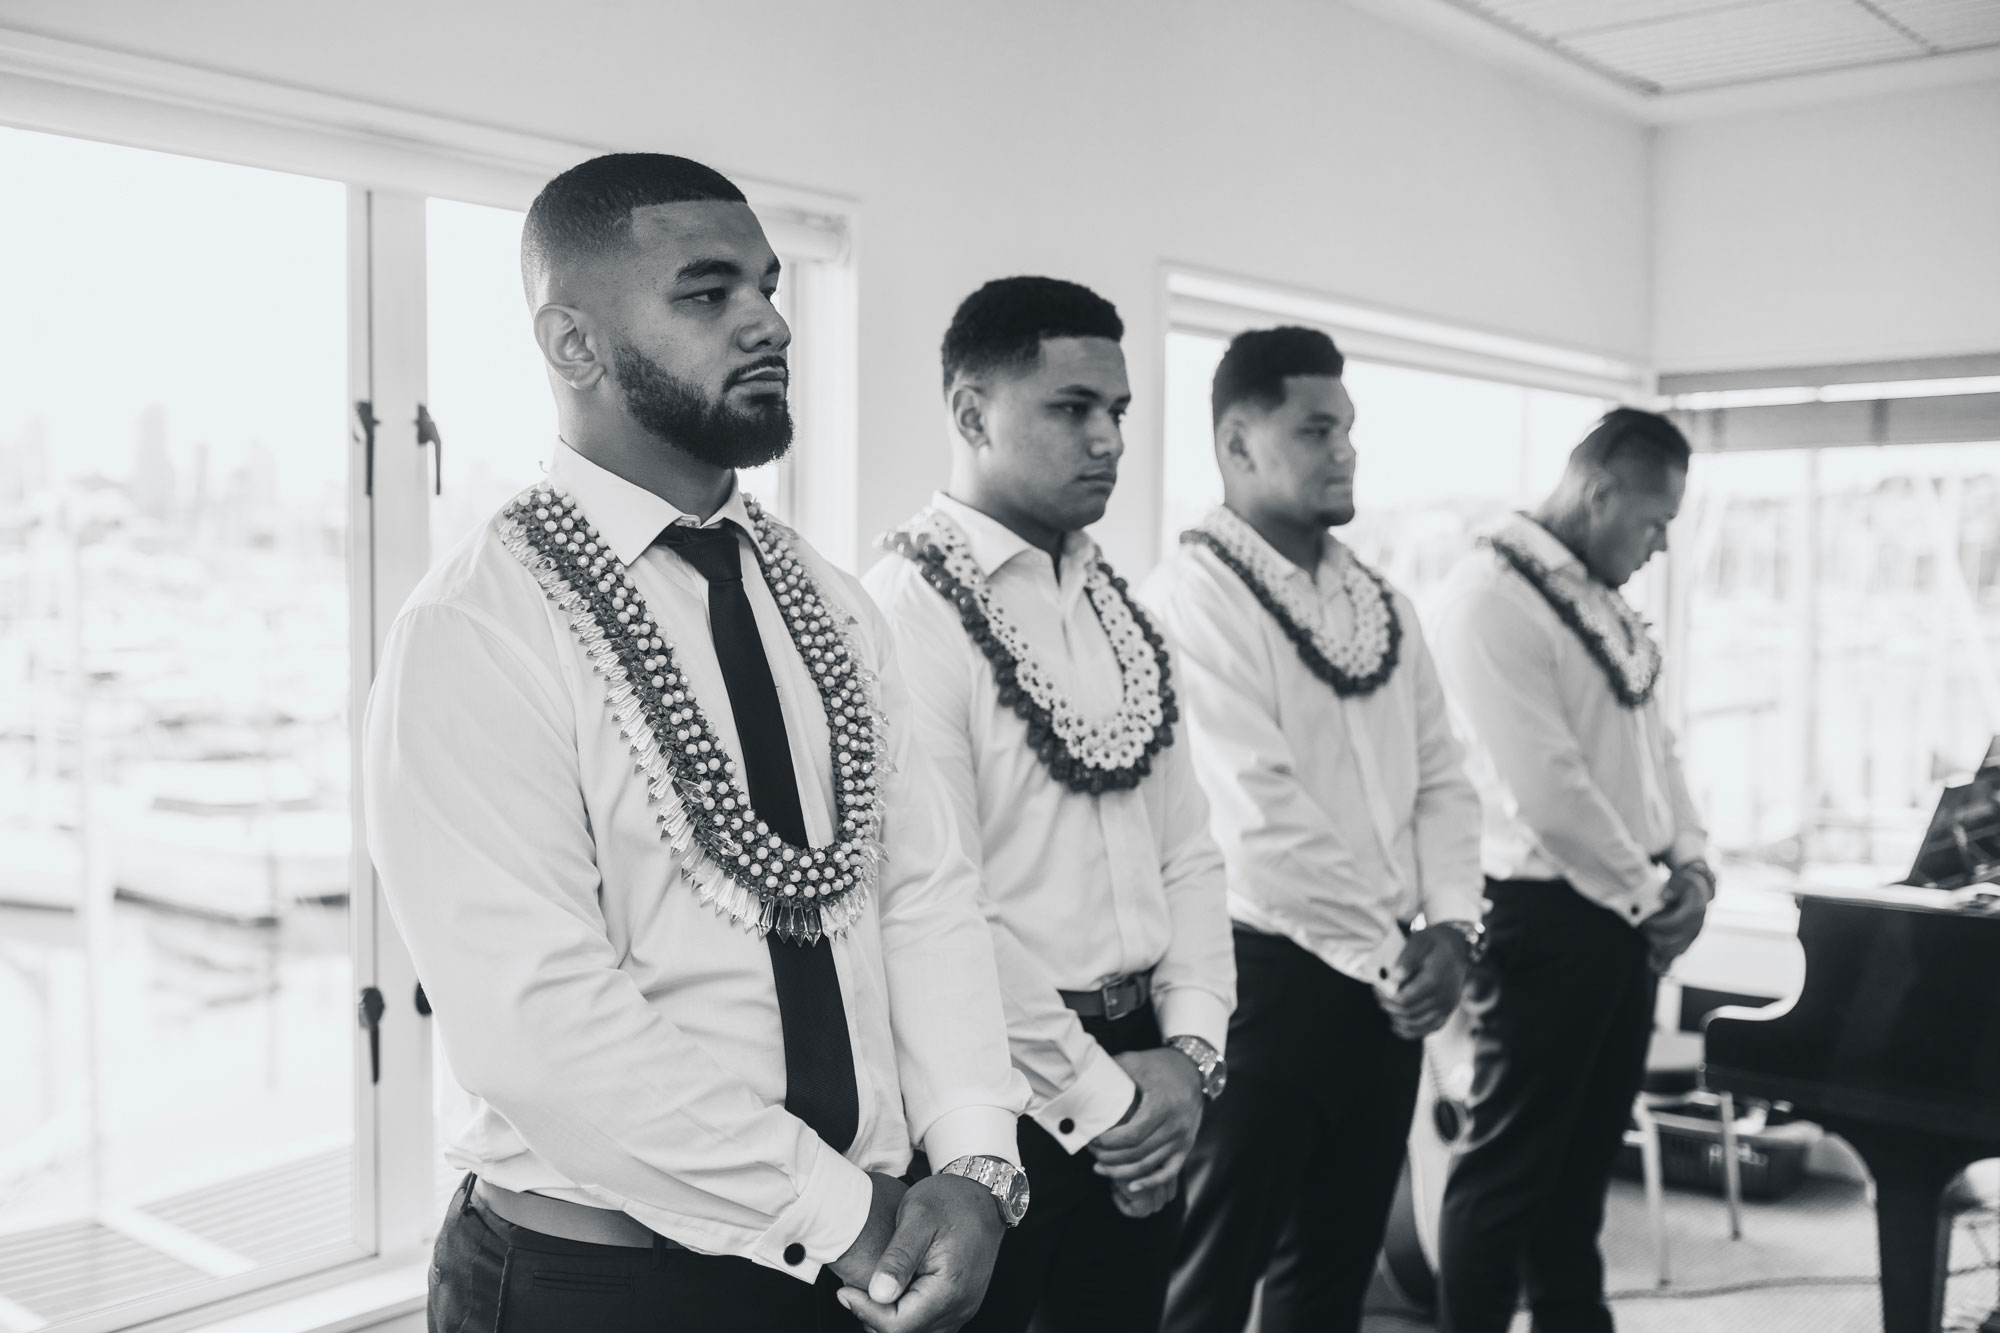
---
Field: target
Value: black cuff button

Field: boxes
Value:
[783,1242,805,1266]
[1059,1118,1075,1135]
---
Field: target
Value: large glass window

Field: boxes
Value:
[1675,441,2000,881]
[0,129,361,1326]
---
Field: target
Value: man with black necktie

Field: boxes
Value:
[364,154,1030,1333]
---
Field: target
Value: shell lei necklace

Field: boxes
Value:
[1181,507,1401,698]
[499,485,887,943]
[881,508,1176,795]
[1485,522,1662,709]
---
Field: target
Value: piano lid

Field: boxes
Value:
[1900,736,2000,892]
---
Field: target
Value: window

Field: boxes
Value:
[0,127,365,1329]
[1673,441,2000,880]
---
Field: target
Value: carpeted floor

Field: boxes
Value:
[1361,1168,2000,1333]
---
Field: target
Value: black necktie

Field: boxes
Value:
[656,521,859,1152]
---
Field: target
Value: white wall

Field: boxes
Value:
[1653,79,2000,373]
[0,0,1652,570]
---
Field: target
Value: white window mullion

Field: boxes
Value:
[350,186,437,1264]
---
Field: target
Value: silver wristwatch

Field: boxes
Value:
[1165,1034,1229,1101]
[1431,918,1487,965]
[938,1155,1031,1228]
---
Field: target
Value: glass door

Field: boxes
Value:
[0,127,364,1328]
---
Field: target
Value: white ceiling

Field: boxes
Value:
[1435,0,2000,95]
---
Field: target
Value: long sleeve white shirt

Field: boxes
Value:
[1428,514,1708,925]
[363,445,1026,1284]
[1140,524,1484,988]
[862,493,1235,1157]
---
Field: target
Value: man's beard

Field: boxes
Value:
[612,340,793,470]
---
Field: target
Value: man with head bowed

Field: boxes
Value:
[864,277,1236,1333]
[1431,408,1714,1333]
[364,153,1030,1333]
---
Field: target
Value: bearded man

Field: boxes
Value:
[364,153,1030,1333]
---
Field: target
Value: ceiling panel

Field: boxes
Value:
[1874,0,2000,48]
[1437,0,2000,95]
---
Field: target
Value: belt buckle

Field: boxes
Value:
[1101,977,1141,1021]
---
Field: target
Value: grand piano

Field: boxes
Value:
[1704,759,2000,1333]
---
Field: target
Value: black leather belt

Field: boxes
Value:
[1059,971,1152,1020]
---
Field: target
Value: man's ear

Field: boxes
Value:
[1216,412,1254,476]
[532,303,608,391]
[949,383,989,449]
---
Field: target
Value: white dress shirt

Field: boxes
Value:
[1141,522,1484,988]
[1429,514,1708,925]
[862,493,1235,1156]
[364,445,1026,1283]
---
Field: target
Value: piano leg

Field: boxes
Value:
[1834,1123,1980,1333]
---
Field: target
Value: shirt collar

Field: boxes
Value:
[930,491,1095,580]
[1499,512,1586,579]
[547,441,754,567]
[1215,506,1345,591]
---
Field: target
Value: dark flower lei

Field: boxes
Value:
[500,485,886,943]
[1483,525,1661,709]
[1180,522,1402,699]
[881,515,1177,796]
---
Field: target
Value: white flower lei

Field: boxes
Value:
[1486,523,1662,708]
[882,508,1175,792]
[499,485,888,942]
[1185,507,1401,696]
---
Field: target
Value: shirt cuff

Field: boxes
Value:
[1419,880,1487,934]
[1029,1039,1138,1154]
[747,1137,875,1284]
[1156,986,1232,1055]
[1359,932,1409,997]
[923,1104,1022,1171]
[1608,861,1673,926]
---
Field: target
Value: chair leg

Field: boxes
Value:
[1634,1099,1670,1287]
[1718,1091,1743,1240]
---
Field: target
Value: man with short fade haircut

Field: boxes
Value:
[864,277,1235,1333]
[1431,407,1714,1333]
[366,153,1031,1333]
[1140,326,1483,1333]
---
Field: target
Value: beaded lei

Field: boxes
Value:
[881,507,1177,795]
[499,485,888,943]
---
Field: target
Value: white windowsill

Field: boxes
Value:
[147,1264,426,1333]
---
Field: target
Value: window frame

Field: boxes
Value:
[0,24,860,1332]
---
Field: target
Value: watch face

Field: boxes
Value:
[1004,1171,1031,1224]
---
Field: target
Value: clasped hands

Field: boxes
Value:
[1642,861,1715,974]
[1377,925,1473,1042]
[833,1170,1004,1333]
[1089,1046,1207,1220]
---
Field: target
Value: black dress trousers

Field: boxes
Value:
[1162,926,1423,1333]
[429,1175,861,1333]
[962,1007,1183,1333]
[1437,879,1659,1333]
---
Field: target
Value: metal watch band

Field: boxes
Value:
[1432,918,1488,965]
[938,1154,1030,1228]
[1165,1034,1227,1101]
